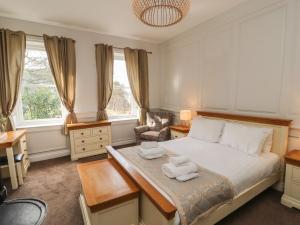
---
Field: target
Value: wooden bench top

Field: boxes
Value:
[77,159,140,212]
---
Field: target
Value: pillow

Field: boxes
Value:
[220,123,270,156]
[262,128,273,153]
[188,118,225,143]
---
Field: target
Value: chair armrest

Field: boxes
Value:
[134,125,150,135]
[158,127,170,142]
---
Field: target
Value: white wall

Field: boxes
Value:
[0,16,161,161]
[160,0,300,150]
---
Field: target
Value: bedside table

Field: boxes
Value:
[281,150,300,209]
[169,125,190,140]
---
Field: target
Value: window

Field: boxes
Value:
[107,51,139,119]
[15,39,65,126]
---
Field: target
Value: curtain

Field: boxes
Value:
[0,29,26,131]
[43,34,77,134]
[95,44,113,120]
[124,48,149,125]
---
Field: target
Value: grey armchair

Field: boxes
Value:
[134,111,173,144]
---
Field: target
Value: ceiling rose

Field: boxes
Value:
[132,0,191,27]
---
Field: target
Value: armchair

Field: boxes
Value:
[134,111,173,144]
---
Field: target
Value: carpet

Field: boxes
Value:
[4,155,300,225]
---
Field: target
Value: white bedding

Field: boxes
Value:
[160,137,280,194]
[131,137,280,225]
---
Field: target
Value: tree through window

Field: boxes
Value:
[106,51,138,119]
[15,39,64,125]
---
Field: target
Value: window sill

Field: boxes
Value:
[109,117,138,125]
[16,122,63,129]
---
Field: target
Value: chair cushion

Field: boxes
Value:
[0,153,24,166]
[147,111,173,131]
[140,131,160,141]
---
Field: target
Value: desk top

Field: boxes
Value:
[77,159,139,212]
[0,130,26,149]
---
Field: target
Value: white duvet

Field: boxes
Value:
[160,137,280,194]
[132,137,280,225]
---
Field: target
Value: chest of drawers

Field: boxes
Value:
[67,121,112,161]
[281,150,300,209]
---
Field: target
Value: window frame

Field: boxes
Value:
[14,37,66,128]
[107,50,139,120]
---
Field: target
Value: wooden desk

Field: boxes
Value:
[0,130,26,190]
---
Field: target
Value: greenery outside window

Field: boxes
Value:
[107,51,139,120]
[15,38,66,127]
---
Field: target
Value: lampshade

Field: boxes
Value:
[180,110,192,121]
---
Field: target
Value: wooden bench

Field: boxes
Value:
[77,159,140,225]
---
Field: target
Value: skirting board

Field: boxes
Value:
[29,139,136,162]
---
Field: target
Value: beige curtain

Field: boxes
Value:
[95,44,113,120]
[124,48,149,125]
[43,34,77,133]
[0,29,26,131]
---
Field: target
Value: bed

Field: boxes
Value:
[107,111,292,225]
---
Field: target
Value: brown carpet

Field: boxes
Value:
[4,155,300,225]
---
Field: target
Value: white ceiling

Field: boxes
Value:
[0,0,248,43]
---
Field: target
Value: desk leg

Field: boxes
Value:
[6,147,18,190]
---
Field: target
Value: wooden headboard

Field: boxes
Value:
[197,111,292,187]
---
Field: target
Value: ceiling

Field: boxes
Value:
[0,0,248,43]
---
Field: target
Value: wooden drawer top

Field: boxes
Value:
[67,120,111,130]
[285,150,300,167]
[77,159,139,212]
[169,125,190,133]
[0,129,26,148]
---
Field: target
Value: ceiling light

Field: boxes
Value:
[132,0,191,27]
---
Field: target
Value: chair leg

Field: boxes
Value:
[16,163,24,185]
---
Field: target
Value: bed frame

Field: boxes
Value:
[107,111,292,225]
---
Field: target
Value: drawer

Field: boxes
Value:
[92,126,108,135]
[73,129,92,138]
[74,135,109,146]
[290,182,300,200]
[20,135,27,151]
[171,130,186,139]
[291,166,300,183]
[75,142,108,154]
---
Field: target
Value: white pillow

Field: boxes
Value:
[220,123,270,156]
[262,128,273,153]
[188,118,225,143]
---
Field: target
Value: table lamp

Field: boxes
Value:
[180,110,192,127]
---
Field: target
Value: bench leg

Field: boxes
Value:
[16,163,24,185]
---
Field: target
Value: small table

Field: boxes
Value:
[169,125,190,139]
[281,150,300,209]
[0,130,26,190]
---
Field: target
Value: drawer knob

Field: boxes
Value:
[23,140,26,143]
[99,137,102,140]
[82,148,86,151]
[81,140,85,143]
[99,130,102,133]
[81,132,84,135]
[100,145,103,147]
[175,136,178,138]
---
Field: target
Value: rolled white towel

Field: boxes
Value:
[176,173,199,182]
[162,162,198,178]
[138,147,166,159]
[169,155,190,166]
[141,141,158,149]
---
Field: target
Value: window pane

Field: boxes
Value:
[107,57,139,118]
[20,46,63,121]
